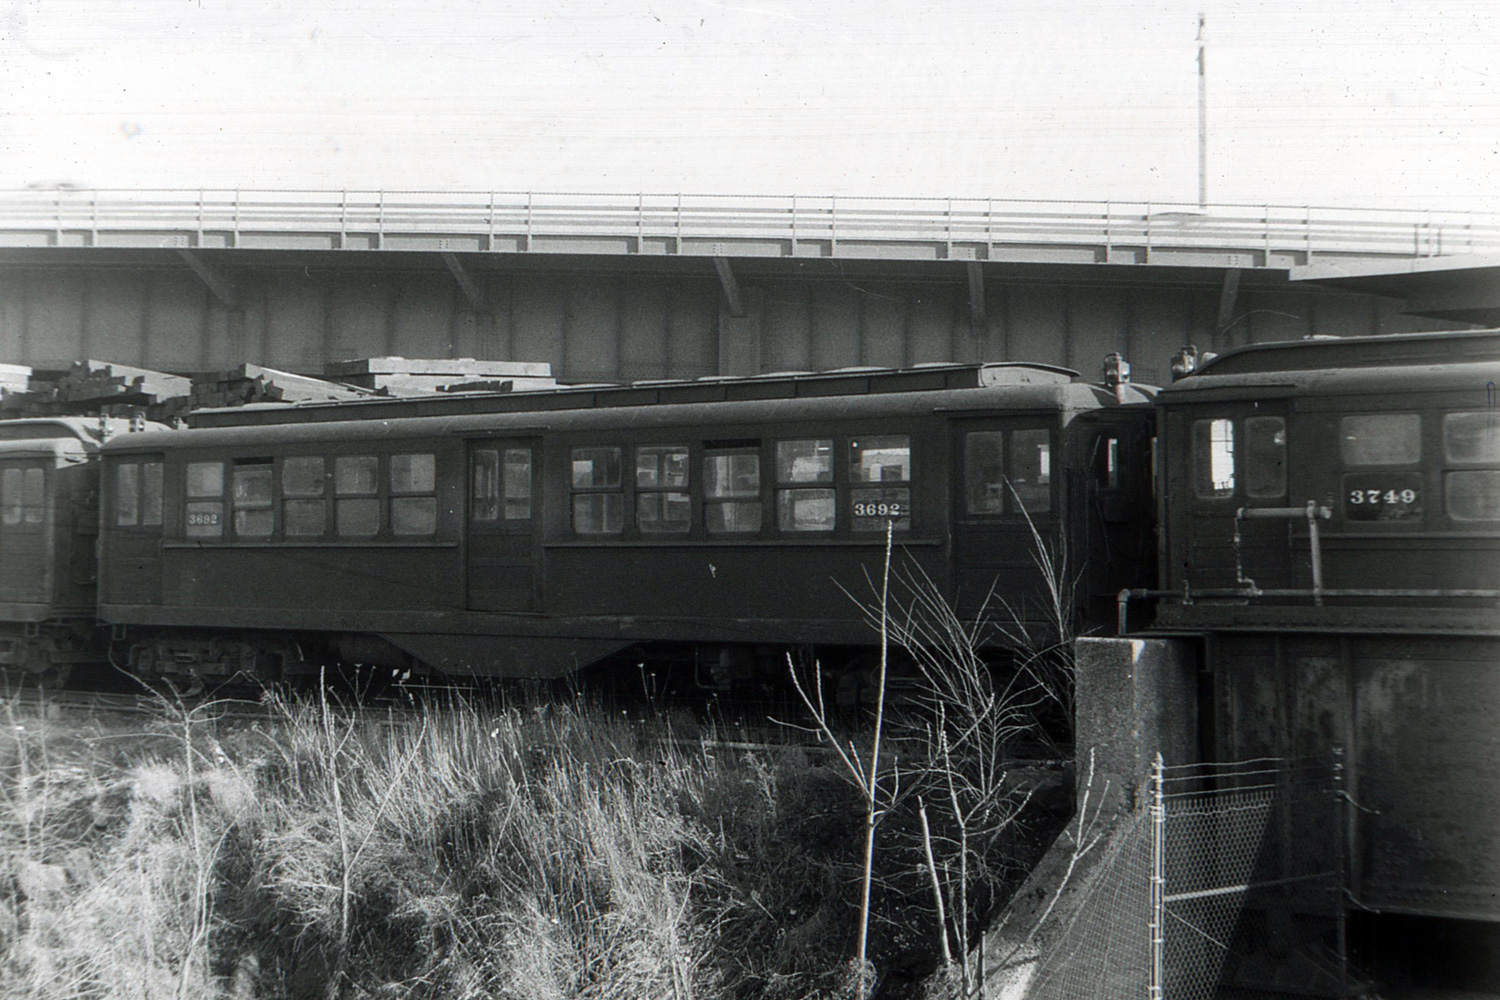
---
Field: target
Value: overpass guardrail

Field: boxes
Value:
[1,188,1496,267]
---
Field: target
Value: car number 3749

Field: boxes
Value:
[1348,489,1417,505]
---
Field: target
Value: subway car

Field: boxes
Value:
[1137,328,1500,929]
[0,417,141,685]
[94,361,1156,693]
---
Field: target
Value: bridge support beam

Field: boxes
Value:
[176,250,238,308]
[713,256,745,318]
[1215,267,1242,336]
[966,261,985,326]
[441,252,486,310]
[718,287,763,376]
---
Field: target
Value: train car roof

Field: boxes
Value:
[1187,328,1500,376]
[104,375,1151,453]
[0,416,140,448]
[184,361,1107,429]
[0,435,91,462]
[1158,328,1500,403]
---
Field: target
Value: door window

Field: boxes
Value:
[964,429,1052,514]
[1244,417,1287,499]
[474,448,533,522]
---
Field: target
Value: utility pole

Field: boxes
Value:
[1197,13,1208,208]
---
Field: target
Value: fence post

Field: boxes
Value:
[1149,753,1165,1000]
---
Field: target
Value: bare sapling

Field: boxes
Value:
[784,520,899,998]
[845,484,1080,996]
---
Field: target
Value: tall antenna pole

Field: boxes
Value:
[1197,13,1208,207]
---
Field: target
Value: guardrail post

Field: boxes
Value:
[525,191,533,252]
[790,194,797,256]
[1144,202,1152,262]
[197,188,204,247]
[339,190,347,249]
[90,191,98,247]
[232,190,240,248]
[675,192,683,254]
[488,191,496,252]
[830,194,837,255]
[636,192,644,253]
[377,190,386,250]
[986,197,994,258]
[1103,201,1111,260]
[945,197,953,258]
[53,192,61,246]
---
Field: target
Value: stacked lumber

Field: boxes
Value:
[0,360,192,421]
[188,364,381,409]
[325,357,555,395]
[52,360,190,408]
[0,363,35,418]
[0,356,560,423]
[0,363,30,396]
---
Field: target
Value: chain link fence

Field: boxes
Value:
[1012,753,1351,1000]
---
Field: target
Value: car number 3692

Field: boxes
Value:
[853,502,904,518]
[1348,488,1417,505]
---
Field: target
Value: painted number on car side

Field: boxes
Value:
[1342,473,1422,522]
[1348,488,1418,505]
[853,502,904,518]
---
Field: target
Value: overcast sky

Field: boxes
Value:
[2,0,1496,210]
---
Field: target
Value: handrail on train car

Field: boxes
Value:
[1234,502,1333,602]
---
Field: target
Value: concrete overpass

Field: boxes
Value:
[2,189,1496,385]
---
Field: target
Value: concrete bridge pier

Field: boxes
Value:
[980,636,1200,999]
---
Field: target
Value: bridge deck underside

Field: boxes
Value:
[0,250,1461,385]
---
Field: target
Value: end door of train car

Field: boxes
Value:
[1071,405,1158,625]
[950,415,1060,619]
[1160,398,1301,597]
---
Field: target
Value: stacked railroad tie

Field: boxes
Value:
[0,360,191,421]
[189,363,380,409]
[324,357,556,395]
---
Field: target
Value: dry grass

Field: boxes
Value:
[0,687,1062,999]
[0,693,897,1000]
